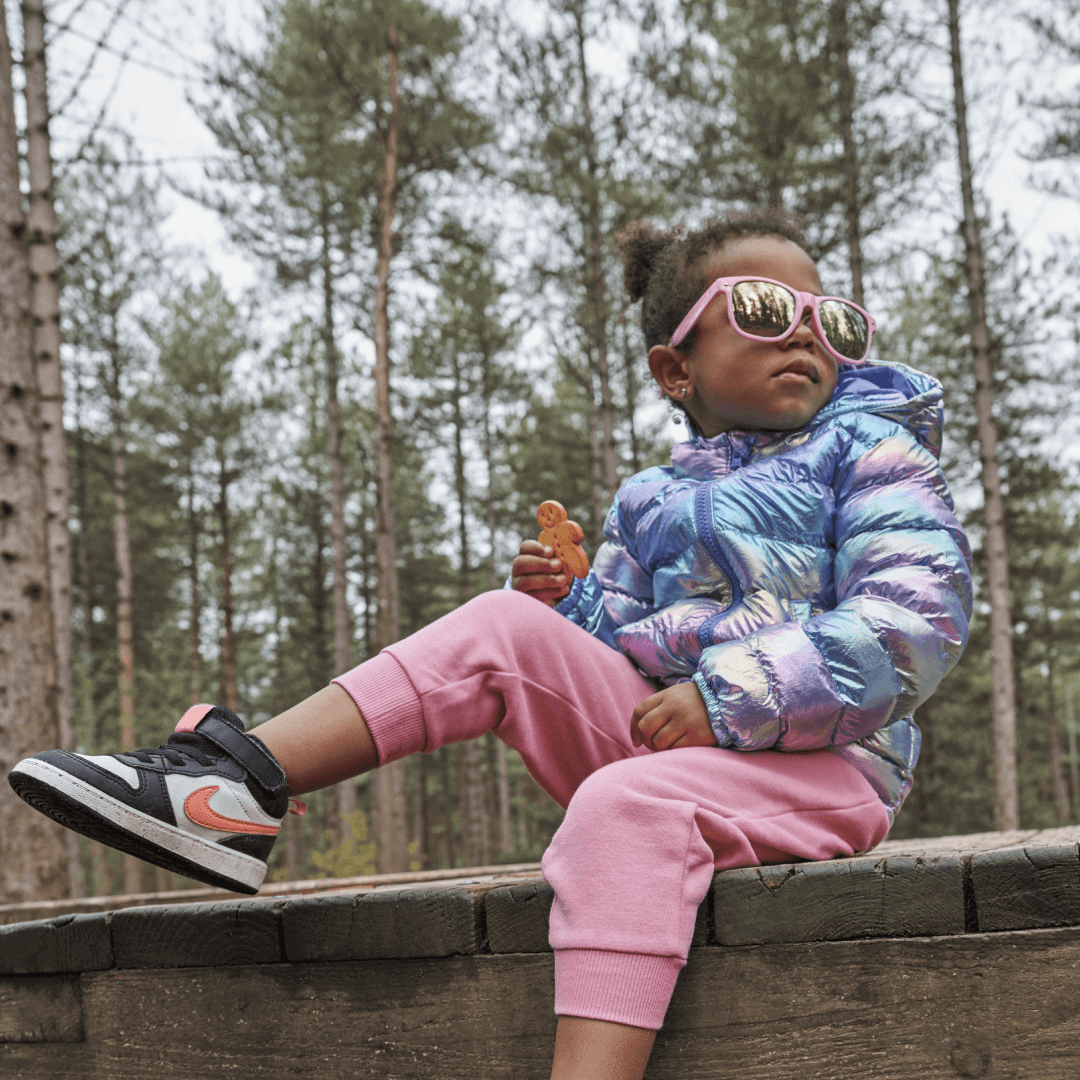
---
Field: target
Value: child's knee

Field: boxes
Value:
[460,587,562,638]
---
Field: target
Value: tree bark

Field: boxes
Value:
[1046,653,1070,823]
[107,341,140,894]
[187,471,201,705]
[831,0,865,308]
[216,456,239,714]
[73,375,105,893]
[947,0,1018,831]
[370,20,408,874]
[321,195,357,837]
[23,0,78,895]
[0,1,68,904]
[572,1,618,539]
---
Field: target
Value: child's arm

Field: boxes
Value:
[694,433,972,753]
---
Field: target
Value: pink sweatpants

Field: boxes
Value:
[332,589,889,1029]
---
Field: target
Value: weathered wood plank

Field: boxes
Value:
[969,843,1080,932]
[485,881,554,953]
[0,914,112,976]
[713,853,965,946]
[0,975,82,1044]
[108,899,286,970]
[484,881,709,953]
[7,928,1080,1077]
[281,885,489,961]
[0,863,547,927]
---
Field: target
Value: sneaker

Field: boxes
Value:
[7,704,303,895]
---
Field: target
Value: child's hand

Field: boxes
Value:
[631,683,719,751]
[511,539,570,607]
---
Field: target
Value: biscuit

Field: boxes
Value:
[537,500,590,579]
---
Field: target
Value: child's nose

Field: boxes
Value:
[786,311,816,345]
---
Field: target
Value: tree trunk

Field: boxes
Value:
[831,0,865,308]
[494,735,512,857]
[458,740,488,867]
[73,376,104,893]
[267,535,299,881]
[1046,653,1069,823]
[108,346,140,894]
[1069,687,1079,820]
[23,0,79,896]
[216,458,239,714]
[321,197,357,838]
[572,2,618,536]
[0,1,68,904]
[481,351,500,593]
[187,471,201,705]
[947,0,1018,831]
[370,20,408,874]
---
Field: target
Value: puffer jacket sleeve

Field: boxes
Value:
[692,422,973,752]
[552,492,658,650]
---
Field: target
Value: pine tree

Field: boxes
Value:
[492,0,667,540]
[1026,1,1080,198]
[946,0,1018,830]
[0,0,68,903]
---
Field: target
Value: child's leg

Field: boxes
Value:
[541,745,890,1032]
[319,588,656,808]
[251,684,377,794]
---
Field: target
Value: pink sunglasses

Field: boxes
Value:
[670,276,877,364]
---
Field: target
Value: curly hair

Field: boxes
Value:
[616,210,808,355]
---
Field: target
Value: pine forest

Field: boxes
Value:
[2,0,1080,902]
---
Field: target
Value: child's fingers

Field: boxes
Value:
[630,696,669,750]
[519,539,556,558]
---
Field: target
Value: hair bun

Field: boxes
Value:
[616,220,681,302]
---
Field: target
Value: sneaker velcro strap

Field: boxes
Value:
[197,714,288,798]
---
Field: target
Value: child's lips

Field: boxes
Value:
[773,358,820,384]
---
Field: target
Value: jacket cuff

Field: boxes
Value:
[693,672,736,748]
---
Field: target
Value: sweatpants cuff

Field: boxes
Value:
[553,948,686,1031]
[331,652,426,766]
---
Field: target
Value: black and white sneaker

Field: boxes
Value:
[7,704,304,895]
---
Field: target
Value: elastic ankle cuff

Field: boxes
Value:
[332,652,426,766]
[553,949,686,1031]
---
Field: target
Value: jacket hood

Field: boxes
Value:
[671,360,944,478]
[815,360,944,457]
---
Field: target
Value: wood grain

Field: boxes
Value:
[0,974,82,1044]
[969,843,1080,932]
[108,898,286,969]
[281,885,489,961]
[0,913,111,975]
[714,853,965,945]
[6,929,1080,1076]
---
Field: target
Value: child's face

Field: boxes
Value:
[650,236,839,438]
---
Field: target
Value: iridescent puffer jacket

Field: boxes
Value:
[556,361,973,823]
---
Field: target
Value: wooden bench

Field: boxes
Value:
[3,828,1080,1078]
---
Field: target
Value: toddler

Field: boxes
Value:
[10,212,972,1080]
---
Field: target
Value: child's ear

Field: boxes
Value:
[649,345,692,400]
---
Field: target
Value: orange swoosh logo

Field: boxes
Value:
[184,786,279,836]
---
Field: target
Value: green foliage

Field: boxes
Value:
[310,808,379,878]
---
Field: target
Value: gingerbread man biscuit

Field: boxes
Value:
[537,500,590,579]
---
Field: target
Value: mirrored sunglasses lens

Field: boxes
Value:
[819,300,868,359]
[731,281,796,337]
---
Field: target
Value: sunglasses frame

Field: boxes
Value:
[669,275,877,365]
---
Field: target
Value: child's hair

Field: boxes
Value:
[617,209,807,356]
